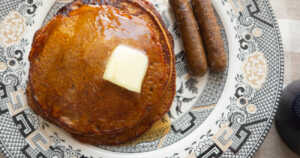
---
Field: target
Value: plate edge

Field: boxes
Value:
[245,0,285,157]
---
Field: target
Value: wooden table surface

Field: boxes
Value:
[1,0,299,157]
[255,0,300,158]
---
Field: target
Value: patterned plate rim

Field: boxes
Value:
[245,0,284,157]
[0,0,285,157]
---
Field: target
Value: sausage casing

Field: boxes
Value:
[192,0,227,72]
[170,0,208,76]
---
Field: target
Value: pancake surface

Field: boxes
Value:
[27,0,175,145]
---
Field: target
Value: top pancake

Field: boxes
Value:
[28,0,175,139]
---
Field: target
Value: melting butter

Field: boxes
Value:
[103,45,148,93]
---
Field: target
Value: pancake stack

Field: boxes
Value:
[26,0,175,145]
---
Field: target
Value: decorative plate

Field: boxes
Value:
[0,0,284,157]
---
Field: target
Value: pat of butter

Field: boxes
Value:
[103,45,149,93]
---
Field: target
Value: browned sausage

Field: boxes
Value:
[191,0,227,72]
[170,0,208,76]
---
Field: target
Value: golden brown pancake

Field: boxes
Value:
[27,69,175,145]
[27,0,175,145]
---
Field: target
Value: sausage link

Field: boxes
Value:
[170,0,208,76]
[191,0,227,72]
